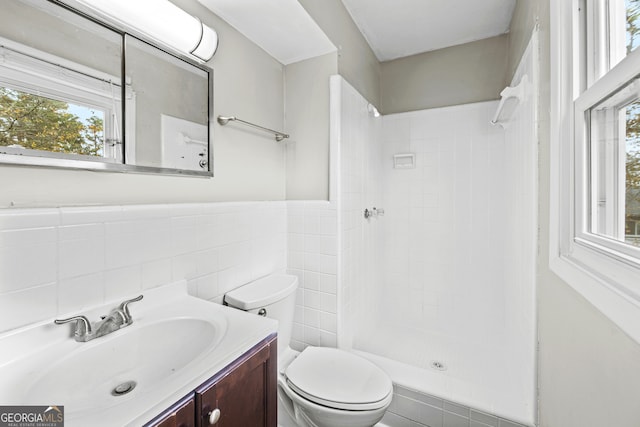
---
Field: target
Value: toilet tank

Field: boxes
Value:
[224,274,298,356]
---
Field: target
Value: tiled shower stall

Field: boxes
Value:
[326,31,538,426]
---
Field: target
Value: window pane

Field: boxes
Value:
[627,101,640,245]
[612,0,640,67]
[0,87,109,159]
[607,0,640,71]
[588,76,640,246]
[0,0,123,166]
[627,0,640,54]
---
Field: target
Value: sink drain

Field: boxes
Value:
[430,361,447,371]
[112,381,136,396]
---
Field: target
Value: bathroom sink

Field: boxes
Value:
[25,318,221,413]
[0,280,277,426]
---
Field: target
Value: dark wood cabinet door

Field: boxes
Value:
[196,337,277,427]
[154,398,195,427]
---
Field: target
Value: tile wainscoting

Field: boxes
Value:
[286,200,338,350]
[382,385,528,427]
[0,201,286,333]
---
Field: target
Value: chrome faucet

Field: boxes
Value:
[54,295,143,342]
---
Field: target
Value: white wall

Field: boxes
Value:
[284,53,338,200]
[286,201,339,350]
[284,75,381,352]
[331,76,383,349]
[509,0,640,424]
[378,102,510,344]
[380,35,509,114]
[327,75,537,424]
[0,0,286,208]
[376,100,536,424]
[502,32,538,419]
[327,75,536,368]
[0,202,286,334]
[298,0,381,109]
[0,1,348,349]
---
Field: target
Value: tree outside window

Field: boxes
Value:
[0,87,104,157]
[626,0,640,243]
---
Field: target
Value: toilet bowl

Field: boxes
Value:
[224,274,392,427]
[278,346,392,427]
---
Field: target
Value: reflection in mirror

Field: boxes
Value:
[0,0,213,176]
[124,35,210,171]
[0,0,123,165]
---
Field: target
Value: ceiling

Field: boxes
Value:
[197,0,336,65]
[340,0,517,61]
[197,0,517,65]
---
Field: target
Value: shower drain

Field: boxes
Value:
[112,381,137,396]
[430,361,447,371]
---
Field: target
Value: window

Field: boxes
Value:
[575,0,640,264]
[551,0,640,341]
[0,0,212,176]
[0,41,122,164]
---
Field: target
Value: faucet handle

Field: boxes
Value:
[54,315,92,337]
[118,295,143,323]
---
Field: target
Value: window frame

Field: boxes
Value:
[574,57,640,263]
[0,0,212,177]
[0,37,124,163]
[551,0,640,343]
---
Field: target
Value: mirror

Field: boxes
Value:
[125,35,210,171]
[0,0,212,177]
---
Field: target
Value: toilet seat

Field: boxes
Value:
[284,347,393,411]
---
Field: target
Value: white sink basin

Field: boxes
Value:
[25,318,221,413]
[0,280,277,427]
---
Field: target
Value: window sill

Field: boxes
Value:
[550,251,640,343]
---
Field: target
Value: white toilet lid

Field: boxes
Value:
[285,347,392,411]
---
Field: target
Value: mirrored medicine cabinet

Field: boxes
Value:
[0,0,213,177]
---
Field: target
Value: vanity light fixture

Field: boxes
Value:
[72,0,219,61]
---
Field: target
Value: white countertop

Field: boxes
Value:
[0,281,277,427]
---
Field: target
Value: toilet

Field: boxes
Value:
[224,274,392,427]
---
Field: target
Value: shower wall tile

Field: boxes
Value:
[378,102,510,345]
[444,412,469,427]
[382,386,529,427]
[332,79,536,426]
[332,77,384,351]
[287,200,338,351]
[500,44,538,414]
[0,202,287,334]
[470,410,498,426]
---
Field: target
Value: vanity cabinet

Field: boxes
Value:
[196,336,277,427]
[144,334,277,427]
[154,398,195,427]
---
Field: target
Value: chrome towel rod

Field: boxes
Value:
[217,115,289,142]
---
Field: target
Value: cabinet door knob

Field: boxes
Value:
[208,408,221,425]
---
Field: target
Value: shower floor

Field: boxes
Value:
[353,323,535,426]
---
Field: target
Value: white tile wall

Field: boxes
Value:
[330,73,536,425]
[378,102,510,345]
[287,200,338,350]
[381,385,529,427]
[0,202,287,334]
[360,101,535,423]
[332,76,383,350]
